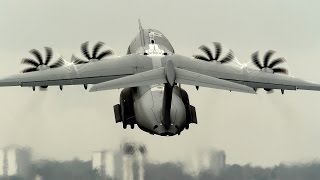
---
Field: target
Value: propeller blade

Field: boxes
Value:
[272,67,288,74]
[30,49,43,65]
[81,41,91,60]
[252,51,263,69]
[268,58,285,68]
[71,55,88,64]
[21,67,38,73]
[213,42,222,60]
[193,54,210,61]
[96,49,113,60]
[49,57,65,68]
[219,50,234,64]
[263,50,275,67]
[199,45,213,61]
[21,58,39,67]
[92,42,105,59]
[44,47,53,65]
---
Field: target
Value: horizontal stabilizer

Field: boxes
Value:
[175,68,256,94]
[89,68,166,92]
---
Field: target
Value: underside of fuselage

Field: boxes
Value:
[113,86,198,136]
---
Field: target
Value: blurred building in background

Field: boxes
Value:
[34,174,43,180]
[0,145,32,178]
[0,149,3,176]
[92,141,147,180]
[184,149,226,176]
[92,150,116,179]
[121,141,147,180]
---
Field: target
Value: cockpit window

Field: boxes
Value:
[149,31,156,44]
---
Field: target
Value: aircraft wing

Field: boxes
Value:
[170,55,320,92]
[0,54,154,88]
[0,53,319,94]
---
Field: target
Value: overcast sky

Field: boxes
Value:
[0,0,320,167]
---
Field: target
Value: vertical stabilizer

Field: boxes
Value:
[138,19,145,47]
[138,19,143,32]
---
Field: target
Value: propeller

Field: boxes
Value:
[251,50,288,93]
[21,47,65,89]
[193,42,234,64]
[72,41,114,64]
[21,47,65,73]
[252,50,288,74]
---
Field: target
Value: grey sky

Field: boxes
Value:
[0,0,320,166]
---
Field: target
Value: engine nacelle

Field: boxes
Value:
[113,88,136,129]
[178,87,197,129]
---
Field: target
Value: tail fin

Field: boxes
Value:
[89,68,166,92]
[138,19,145,46]
[138,19,143,32]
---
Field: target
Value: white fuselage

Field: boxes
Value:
[133,84,187,136]
[131,50,187,135]
[124,26,192,136]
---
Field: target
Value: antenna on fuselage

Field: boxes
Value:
[138,19,146,49]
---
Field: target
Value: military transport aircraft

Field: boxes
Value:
[0,20,319,136]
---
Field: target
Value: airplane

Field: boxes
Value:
[0,20,320,136]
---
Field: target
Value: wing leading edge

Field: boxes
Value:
[0,54,154,88]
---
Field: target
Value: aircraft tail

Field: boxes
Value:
[138,19,145,47]
[89,68,166,92]
[138,19,143,32]
[89,65,255,94]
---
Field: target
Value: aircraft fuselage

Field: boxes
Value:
[113,27,197,136]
